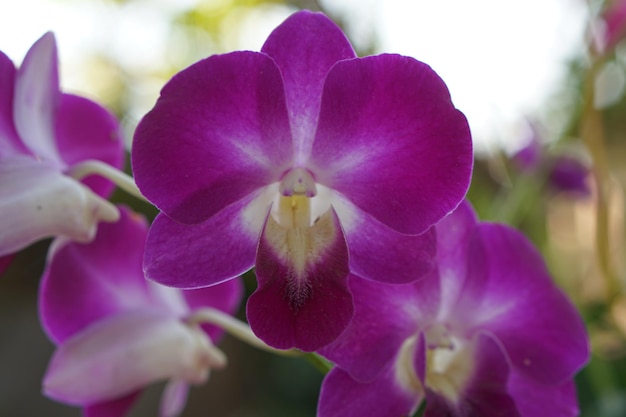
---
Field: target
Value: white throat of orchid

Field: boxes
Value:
[264,168,335,293]
[395,324,475,403]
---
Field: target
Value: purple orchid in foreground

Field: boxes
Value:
[0,32,123,257]
[317,201,589,417]
[131,10,472,351]
[40,207,243,417]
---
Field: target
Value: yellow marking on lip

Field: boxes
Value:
[265,198,336,278]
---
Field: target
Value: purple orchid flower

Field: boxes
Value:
[40,207,243,417]
[0,32,123,257]
[317,201,589,417]
[131,10,473,351]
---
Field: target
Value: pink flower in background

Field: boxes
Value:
[513,126,590,197]
[317,201,589,417]
[40,207,243,417]
[0,32,123,257]
[131,10,472,351]
[597,0,626,53]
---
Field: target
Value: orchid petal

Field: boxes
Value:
[55,93,124,197]
[0,254,14,276]
[132,51,291,224]
[332,195,436,284]
[432,201,486,320]
[311,54,472,235]
[602,0,626,51]
[508,374,579,417]
[0,157,119,257]
[84,392,141,417]
[144,187,272,288]
[248,207,353,351]
[460,224,589,385]
[422,334,519,417]
[160,379,190,417]
[43,311,210,406]
[14,32,61,163]
[319,276,431,382]
[261,10,355,163]
[39,206,156,343]
[0,51,26,156]
[318,366,420,417]
[548,156,590,196]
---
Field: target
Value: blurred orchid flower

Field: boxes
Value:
[0,32,123,257]
[40,207,243,417]
[317,201,589,417]
[594,0,626,54]
[513,124,590,196]
[131,10,473,351]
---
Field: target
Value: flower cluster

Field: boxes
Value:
[0,9,589,417]
[317,201,589,417]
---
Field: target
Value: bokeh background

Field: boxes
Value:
[1,0,626,416]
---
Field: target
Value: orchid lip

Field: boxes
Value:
[395,324,475,404]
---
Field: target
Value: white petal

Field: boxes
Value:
[14,32,61,163]
[0,157,119,256]
[43,311,215,406]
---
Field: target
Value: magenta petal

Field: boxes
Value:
[132,51,291,224]
[14,32,61,163]
[508,374,579,417]
[311,54,472,235]
[261,10,355,162]
[548,156,590,196]
[318,366,419,417]
[40,207,156,343]
[319,276,430,382]
[247,208,353,351]
[423,334,519,417]
[463,224,589,385]
[0,51,25,156]
[144,189,268,288]
[433,201,485,318]
[333,196,436,284]
[84,392,141,417]
[55,93,124,197]
[603,0,626,51]
[0,254,14,276]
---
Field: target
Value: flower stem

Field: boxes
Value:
[68,160,149,204]
[304,353,333,374]
[581,61,621,302]
[189,308,301,357]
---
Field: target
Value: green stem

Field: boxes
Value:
[190,307,301,357]
[580,61,621,302]
[304,353,333,375]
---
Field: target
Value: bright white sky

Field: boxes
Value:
[0,0,590,153]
